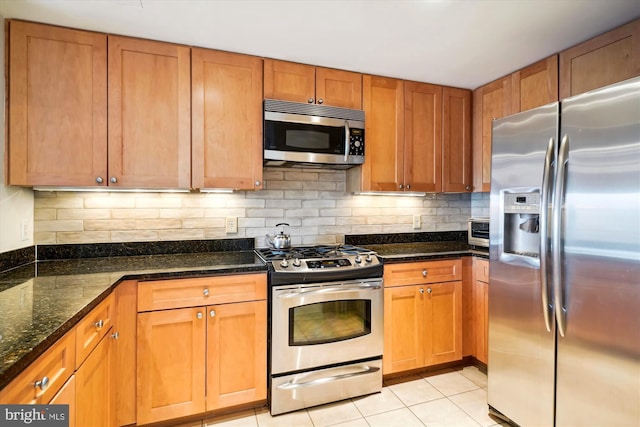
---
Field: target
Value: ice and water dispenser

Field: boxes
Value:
[502,191,540,258]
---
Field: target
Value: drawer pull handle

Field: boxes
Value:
[94,319,104,329]
[203,289,210,297]
[422,270,427,278]
[34,376,49,390]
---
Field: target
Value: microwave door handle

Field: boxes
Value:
[344,120,350,162]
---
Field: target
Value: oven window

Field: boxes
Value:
[289,299,371,346]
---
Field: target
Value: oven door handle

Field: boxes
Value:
[276,365,381,390]
[276,282,382,298]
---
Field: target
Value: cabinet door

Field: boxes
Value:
[113,281,137,427]
[512,55,558,114]
[263,59,315,103]
[108,36,191,188]
[559,19,640,99]
[192,49,263,190]
[7,20,107,186]
[473,279,489,364]
[442,87,472,192]
[137,308,206,424]
[76,293,114,369]
[360,75,404,192]
[206,301,267,410]
[424,281,463,366]
[49,375,75,427]
[404,81,442,192]
[472,76,511,192]
[76,333,112,427]
[315,67,362,109]
[383,286,424,374]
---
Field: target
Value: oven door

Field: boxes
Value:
[264,112,364,166]
[271,279,383,375]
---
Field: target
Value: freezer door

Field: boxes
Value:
[488,103,558,427]
[556,77,640,427]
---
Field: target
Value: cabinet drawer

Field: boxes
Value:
[75,293,115,369]
[138,273,267,312]
[0,329,76,404]
[384,259,461,287]
[475,259,489,283]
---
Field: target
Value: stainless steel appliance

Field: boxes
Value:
[256,245,383,415]
[468,217,489,247]
[489,77,640,427]
[263,99,365,169]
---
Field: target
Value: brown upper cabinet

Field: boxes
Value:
[511,55,559,114]
[348,76,471,193]
[108,36,191,189]
[192,49,263,190]
[7,21,107,186]
[560,19,640,99]
[264,59,362,109]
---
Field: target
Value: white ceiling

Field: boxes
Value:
[1,0,639,89]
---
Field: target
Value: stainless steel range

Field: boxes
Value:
[256,245,384,415]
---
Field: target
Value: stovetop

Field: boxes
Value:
[255,245,383,283]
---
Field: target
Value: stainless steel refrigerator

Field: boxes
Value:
[488,76,640,427]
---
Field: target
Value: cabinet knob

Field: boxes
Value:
[419,288,424,294]
[94,319,104,329]
[406,184,411,190]
[110,177,117,184]
[427,287,432,294]
[308,98,314,104]
[111,331,119,340]
[96,177,104,184]
[422,270,427,278]
[317,98,324,104]
[399,184,403,190]
[255,180,261,187]
[466,185,471,191]
[203,289,210,297]
[196,312,203,319]
[209,310,216,318]
[34,376,49,390]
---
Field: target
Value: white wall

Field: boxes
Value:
[0,14,34,253]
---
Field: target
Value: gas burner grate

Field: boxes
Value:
[255,245,374,262]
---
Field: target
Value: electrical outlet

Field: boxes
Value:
[225,216,238,234]
[412,215,421,230]
[20,219,29,241]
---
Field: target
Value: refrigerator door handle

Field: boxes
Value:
[539,137,555,333]
[553,134,570,337]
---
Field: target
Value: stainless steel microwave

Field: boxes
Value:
[263,99,365,169]
[468,217,490,247]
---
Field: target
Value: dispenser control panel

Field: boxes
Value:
[504,192,540,214]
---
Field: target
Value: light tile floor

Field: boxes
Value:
[174,366,508,427]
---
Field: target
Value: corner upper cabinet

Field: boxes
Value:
[442,87,472,192]
[264,59,362,109]
[472,76,511,193]
[192,49,263,190]
[108,36,191,189]
[511,55,558,114]
[559,19,640,99]
[7,21,107,186]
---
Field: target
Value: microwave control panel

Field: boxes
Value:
[349,128,365,156]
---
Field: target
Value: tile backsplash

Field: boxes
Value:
[34,168,476,246]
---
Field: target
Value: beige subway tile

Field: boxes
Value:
[34,208,56,220]
[57,208,111,220]
[266,199,301,209]
[226,198,264,208]
[238,218,264,228]
[319,225,353,235]
[110,230,159,242]
[34,191,57,199]
[84,219,136,231]
[382,225,414,233]
[181,218,224,229]
[111,208,160,219]
[285,208,320,217]
[56,231,110,244]
[302,199,336,208]
[83,196,136,209]
[302,181,337,191]
[135,197,182,209]
[337,216,367,225]
[366,216,397,225]
[284,171,318,182]
[320,208,352,217]
[302,235,340,245]
[318,171,345,182]
[266,218,301,227]
[352,207,382,216]
[246,208,284,218]
[34,196,84,209]
[284,190,319,200]
[246,189,284,199]
[134,219,182,230]
[351,225,384,234]
[34,232,56,245]
[204,208,245,218]
[302,217,335,227]
[266,180,303,190]
[293,226,319,236]
[204,229,232,239]
[35,220,83,232]
[263,169,285,180]
[160,208,206,219]
[158,229,206,241]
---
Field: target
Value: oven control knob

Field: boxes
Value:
[292,258,301,267]
[365,254,373,263]
[280,259,289,268]
[355,255,362,264]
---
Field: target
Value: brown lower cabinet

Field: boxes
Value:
[136,274,267,425]
[472,258,489,364]
[383,259,463,375]
[76,331,114,427]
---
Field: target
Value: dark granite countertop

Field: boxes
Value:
[0,245,266,390]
